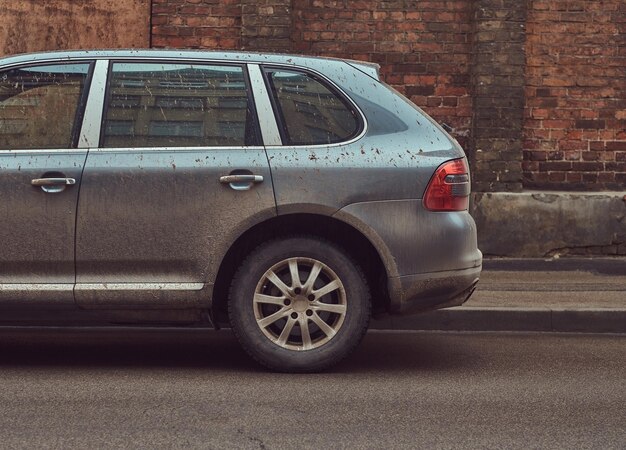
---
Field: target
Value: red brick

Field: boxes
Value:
[582,172,599,183]
[542,120,571,129]
[566,172,583,182]
[605,141,626,151]
[548,172,567,182]
[572,162,605,172]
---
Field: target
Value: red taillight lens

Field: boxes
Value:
[423,158,470,211]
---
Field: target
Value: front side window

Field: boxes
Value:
[102,63,257,148]
[0,63,90,149]
[265,69,361,145]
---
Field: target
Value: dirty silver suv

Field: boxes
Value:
[0,50,481,371]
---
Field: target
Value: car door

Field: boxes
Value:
[74,60,276,308]
[0,61,92,305]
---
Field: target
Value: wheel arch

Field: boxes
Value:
[210,212,392,326]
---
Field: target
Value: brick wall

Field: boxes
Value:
[150,0,293,51]
[151,0,241,49]
[523,0,626,190]
[241,0,292,51]
[291,0,473,150]
[147,0,626,192]
[470,0,526,192]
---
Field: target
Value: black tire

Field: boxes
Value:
[228,236,371,372]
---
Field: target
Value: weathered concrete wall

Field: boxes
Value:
[0,1,150,57]
[472,192,626,257]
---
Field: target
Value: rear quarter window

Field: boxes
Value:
[264,68,361,146]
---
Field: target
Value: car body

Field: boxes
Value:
[0,50,481,371]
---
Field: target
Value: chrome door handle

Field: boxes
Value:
[31,177,76,194]
[219,175,264,184]
[31,178,76,186]
[219,174,264,191]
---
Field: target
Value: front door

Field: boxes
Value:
[75,60,275,308]
[0,62,91,304]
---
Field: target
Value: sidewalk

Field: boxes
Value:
[372,258,626,333]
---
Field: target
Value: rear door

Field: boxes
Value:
[74,60,276,308]
[0,62,91,304]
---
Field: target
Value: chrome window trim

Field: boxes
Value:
[247,64,282,146]
[74,283,204,291]
[0,56,242,71]
[78,59,108,148]
[0,57,98,70]
[86,145,265,154]
[0,284,74,291]
[0,149,87,155]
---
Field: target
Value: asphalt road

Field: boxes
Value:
[0,328,624,449]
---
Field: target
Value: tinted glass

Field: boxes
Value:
[266,70,360,145]
[103,63,256,147]
[0,63,90,149]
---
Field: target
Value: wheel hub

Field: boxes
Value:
[291,294,309,313]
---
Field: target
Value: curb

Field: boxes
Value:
[371,307,626,334]
[482,257,626,275]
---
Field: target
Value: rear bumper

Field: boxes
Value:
[335,199,482,314]
[388,264,481,315]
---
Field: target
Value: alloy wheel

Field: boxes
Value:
[252,257,347,351]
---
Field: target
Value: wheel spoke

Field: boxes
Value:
[277,316,297,346]
[312,279,341,299]
[266,270,291,297]
[253,293,286,306]
[310,312,336,338]
[257,306,290,328]
[288,259,301,288]
[299,317,313,350]
[302,262,322,293]
[312,301,346,315]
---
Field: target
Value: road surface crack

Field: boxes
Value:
[237,428,268,449]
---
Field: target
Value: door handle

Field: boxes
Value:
[31,177,76,194]
[31,178,76,186]
[219,174,264,191]
[219,175,264,184]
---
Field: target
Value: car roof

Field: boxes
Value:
[0,49,381,79]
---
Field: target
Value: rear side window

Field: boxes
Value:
[102,62,258,148]
[265,69,361,145]
[0,63,90,150]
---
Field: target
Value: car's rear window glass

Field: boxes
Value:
[265,69,360,145]
[0,63,90,150]
[103,63,258,148]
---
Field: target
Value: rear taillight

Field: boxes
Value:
[423,158,470,211]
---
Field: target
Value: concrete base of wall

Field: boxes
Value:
[471,192,626,257]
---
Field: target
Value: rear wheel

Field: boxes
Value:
[228,236,370,372]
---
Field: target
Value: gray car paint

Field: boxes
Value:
[0,150,86,304]
[74,147,275,309]
[0,50,481,320]
[259,60,480,311]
